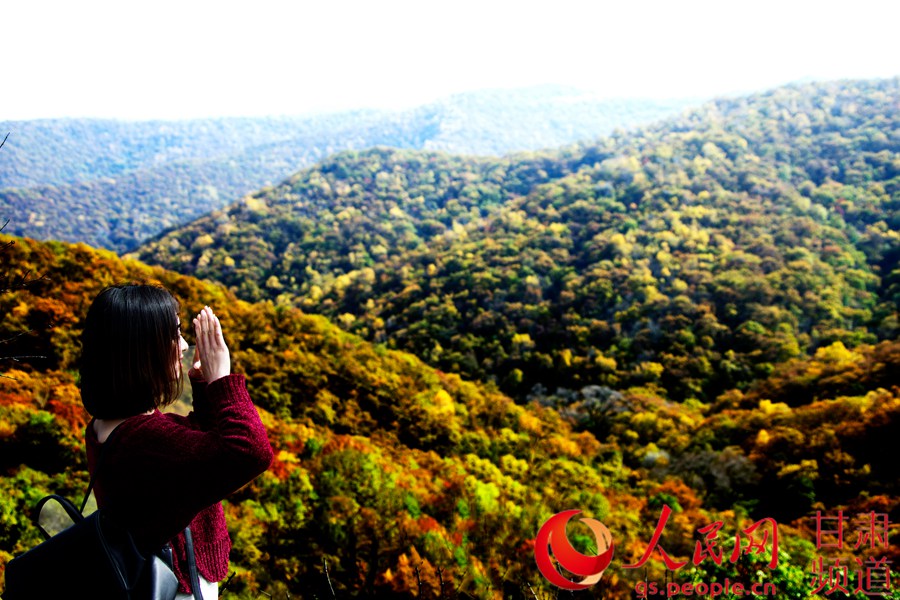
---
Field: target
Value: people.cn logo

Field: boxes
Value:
[534,509,615,590]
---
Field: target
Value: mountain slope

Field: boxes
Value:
[1,235,897,598]
[0,234,629,597]
[134,78,900,403]
[0,87,695,252]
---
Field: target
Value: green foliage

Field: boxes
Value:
[0,229,895,599]
[0,235,640,597]
[3,79,900,598]
[137,78,898,407]
[0,90,694,252]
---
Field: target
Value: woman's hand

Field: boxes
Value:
[192,306,231,383]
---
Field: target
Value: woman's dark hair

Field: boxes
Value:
[80,284,183,419]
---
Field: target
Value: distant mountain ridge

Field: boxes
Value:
[132,77,900,404]
[0,86,697,252]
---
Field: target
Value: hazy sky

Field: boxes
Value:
[5,0,899,121]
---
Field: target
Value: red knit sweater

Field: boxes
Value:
[85,374,274,594]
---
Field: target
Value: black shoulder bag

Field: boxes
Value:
[3,428,204,600]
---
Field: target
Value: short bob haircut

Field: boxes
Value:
[80,284,183,419]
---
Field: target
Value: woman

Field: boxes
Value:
[80,284,273,599]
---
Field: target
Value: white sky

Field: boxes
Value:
[4,0,899,121]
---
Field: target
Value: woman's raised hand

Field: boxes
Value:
[192,306,231,383]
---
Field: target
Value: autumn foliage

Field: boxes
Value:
[2,78,899,598]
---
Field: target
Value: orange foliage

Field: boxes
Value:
[45,380,88,432]
[651,480,703,512]
[268,449,299,480]
[416,516,441,534]
[0,390,32,407]
[46,398,89,433]
[382,546,442,598]
[321,434,371,456]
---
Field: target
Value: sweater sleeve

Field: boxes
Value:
[118,374,274,541]
[201,374,273,475]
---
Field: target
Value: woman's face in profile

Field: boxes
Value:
[174,317,189,379]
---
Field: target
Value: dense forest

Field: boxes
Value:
[1,78,898,598]
[0,236,897,599]
[134,78,900,406]
[0,88,693,252]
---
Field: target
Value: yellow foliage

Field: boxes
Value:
[549,222,568,235]
[192,234,214,250]
[499,454,528,477]
[333,274,352,292]
[12,300,29,319]
[517,410,543,434]
[0,420,15,438]
[758,399,790,414]
[432,389,455,417]
[544,435,580,458]
[777,459,819,479]
[814,341,863,365]
[277,450,299,465]
[512,332,534,350]
[594,353,617,371]
[244,196,268,214]
[637,362,664,380]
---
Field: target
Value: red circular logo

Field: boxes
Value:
[534,509,615,590]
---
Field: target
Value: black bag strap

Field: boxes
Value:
[34,493,86,539]
[36,493,84,524]
[184,526,204,600]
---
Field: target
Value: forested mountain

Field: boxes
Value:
[0,87,693,252]
[2,77,899,599]
[133,78,900,405]
[1,235,897,599]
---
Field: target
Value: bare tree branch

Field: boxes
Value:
[414,561,423,599]
[323,558,337,599]
[1,269,50,294]
[0,329,44,345]
[437,566,446,600]
[218,571,236,595]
